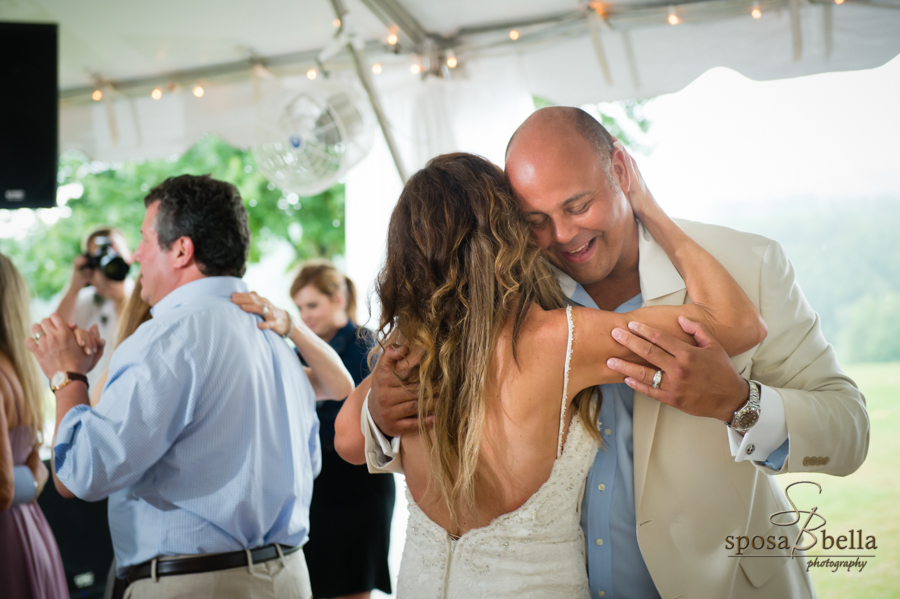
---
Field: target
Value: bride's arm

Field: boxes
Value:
[567,148,766,395]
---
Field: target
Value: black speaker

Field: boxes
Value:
[0,22,58,210]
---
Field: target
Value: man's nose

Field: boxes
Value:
[551,218,577,246]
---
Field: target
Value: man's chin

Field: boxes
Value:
[549,258,609,287]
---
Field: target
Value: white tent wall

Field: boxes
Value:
[345,54,535,324]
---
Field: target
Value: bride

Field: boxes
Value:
[335,150,765,597]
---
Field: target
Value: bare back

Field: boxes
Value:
[401,303,579,537]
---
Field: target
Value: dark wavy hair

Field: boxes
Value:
[144,174,250,277]
[375,152,599,528]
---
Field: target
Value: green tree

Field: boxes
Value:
[531,96,653,153]
[0,136,345,300]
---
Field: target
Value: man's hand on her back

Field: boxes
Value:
[370,344,426,437]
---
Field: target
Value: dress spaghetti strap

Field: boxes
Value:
[558,306,575,458]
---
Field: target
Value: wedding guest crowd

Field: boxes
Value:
[11,174,373,599]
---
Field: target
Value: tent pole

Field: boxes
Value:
[329,0,409,184]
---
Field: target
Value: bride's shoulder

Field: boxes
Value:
[511,305,571,367]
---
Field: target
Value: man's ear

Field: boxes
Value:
[170,236,196,270]
[610,146,631,195]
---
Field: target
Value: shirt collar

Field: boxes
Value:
[150,277,248,317]
[552,221,685,305]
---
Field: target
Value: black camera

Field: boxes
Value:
[84,236,130,281]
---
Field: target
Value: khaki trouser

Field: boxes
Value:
[123,547,312,599]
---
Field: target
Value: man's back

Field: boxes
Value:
[54,277,320,573]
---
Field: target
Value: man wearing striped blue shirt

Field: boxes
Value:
[29,175,328,598]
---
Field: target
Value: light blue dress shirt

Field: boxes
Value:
[571,286,788,599]
[54,277,321,575]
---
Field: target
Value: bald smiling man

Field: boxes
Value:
[361,107,868,599]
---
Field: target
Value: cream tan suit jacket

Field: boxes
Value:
[616,220,868,599]
[362,220,869,599]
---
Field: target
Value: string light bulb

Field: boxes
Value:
[410,63,422,74]
[834,0,844,4]
[306,69,318,80]
[91,89,103,101]
[333,18,341,28]
[151,88,162,100]
[372,63,383,74]
[192,85,204,97]
[751,6,761,18]
[387,32,398,45]
[447,56,458,68]
[509,29,520,40]
[668,7,680,25]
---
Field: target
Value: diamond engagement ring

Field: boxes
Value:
[651,370,663,389]
[261,304,270,318]
[33,330,45,343]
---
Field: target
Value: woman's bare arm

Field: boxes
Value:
[567,146,766,395]
[0,398,14,511]
[335,376,369,465]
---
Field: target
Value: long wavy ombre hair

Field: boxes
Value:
[0,254,46,444]
[375,153,599,527]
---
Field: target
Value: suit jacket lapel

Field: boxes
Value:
[632,222,688,512]
[633,288,686,511]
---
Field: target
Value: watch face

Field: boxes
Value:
[51,372,67,388]
[736,411,760,430]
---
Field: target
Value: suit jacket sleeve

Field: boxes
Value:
[751,239,869,476]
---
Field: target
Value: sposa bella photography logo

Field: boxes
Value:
[725,481,877,573]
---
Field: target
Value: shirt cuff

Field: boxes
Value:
[727,383,789,464]
[362,391,403,474]
[53,404,91,476]
[12,465,37,504]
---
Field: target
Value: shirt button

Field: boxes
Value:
[746,444,756,455]
[605,428,611,436]
[599,592,606,597]
[598,483,606,491]
[596,538,604,545]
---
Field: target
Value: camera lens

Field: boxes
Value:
[100,254,130,281]
[87,239,130,281]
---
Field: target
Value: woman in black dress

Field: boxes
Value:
[292,261,395,599]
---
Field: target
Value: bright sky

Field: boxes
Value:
[623,53,900,220]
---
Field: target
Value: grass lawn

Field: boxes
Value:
[778,362,900,598]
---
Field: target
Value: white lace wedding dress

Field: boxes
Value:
[397,307,600,598]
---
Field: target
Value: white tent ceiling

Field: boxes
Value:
[3,0,899,163]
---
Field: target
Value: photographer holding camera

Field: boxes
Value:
[56,226,133,389]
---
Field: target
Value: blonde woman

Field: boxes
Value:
[0,253,68,598]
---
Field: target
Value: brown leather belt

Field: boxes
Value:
[125,544,300,584]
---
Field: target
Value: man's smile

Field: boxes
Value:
[560,237,597,264]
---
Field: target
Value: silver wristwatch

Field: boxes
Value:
[728,380,761,433]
